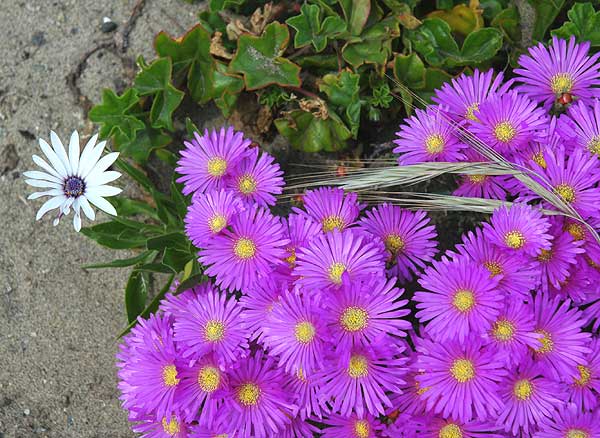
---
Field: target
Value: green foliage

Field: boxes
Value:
[552,2,600,47]
[286,3,346,52]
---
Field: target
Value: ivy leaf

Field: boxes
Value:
[274,109,351,152]
[117,122,172,163]
[342,16,400,68]
[460,27,503,63]
[125,270,148,323]
[229,22,302,90]
[529,0,565,42]
[338,0,371,35]
[319,71,361,137]
[492,7,521,43]
[428,4,483,36]
[416,68,453,104]
[89,88,144,145]
[393,53,426,89]
[551,2,600,47]
[286,3,346,52]
[212,62,244,117]
[406,18,460,67]
[155,25,215,104]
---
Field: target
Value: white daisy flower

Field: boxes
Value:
[24,131,122,232]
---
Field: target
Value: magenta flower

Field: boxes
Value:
[414,256,503,343]
[496,357,566,435]
[177,126,251,195]
[159,284,202,319]
[284,367,328,420]
[226,147,284,207]
[184,189,243,249]
[416,337,506,422]
[559,99,600,158]
[279,416,321,438]
[535,403,600,438]
[417,416,504,438]
[358,204,438,281]
[293,187,363,233]
[515,36,600,109]
[317,340,407,417]
[239,276,285,344]
[532,293,591,380]
[199,206,289,292]
[280,213,322,271]
[393,105,466,164]
[293,229,386,291]
[222,351,296,438]
[432,69,512,123]
[324,275,410,350]
[453,150,509,200]
[132,414,191,438]
[469,91,547,155]
[482,203,552,256]
[173,286,247,366]
[321,413,383,438]
[568,337,600,411]
[262,291,326,375]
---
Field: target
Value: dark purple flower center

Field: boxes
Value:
[64,176,85,198]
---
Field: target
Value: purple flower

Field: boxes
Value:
[284,367,328,420]
[132,414,191,438]
[293,187,363,233]
[416,416,504,438]
[358,204,438,281]
[177,126,251,195]
[199,206,289,292]
[159,284,202,319]
[393,106,466,164]
[293,229,386,291]
[515,36,600,109]
[414,256,503,343]
[559,99,600,158]
[321,413,383,438]
[416,337,506,422]
[239,277,285,344]
[568,337,600,411]
[453,150,509,200]
[280,213,322,272]
[173,286,247,366]
[184,189,243,249]
[534,403,600,438]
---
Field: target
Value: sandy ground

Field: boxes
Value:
[0,1,200,436]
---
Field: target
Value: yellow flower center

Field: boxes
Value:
[439,423,463,438]
[415,379,431,395]
[537,249,553,262]
[208,214,227,233]
[555,183,576,203]
[198,366,220,392]
[328,262,347,284]
[204,320,225,342]
[340,306,369,332]
[494,121,516,143]
[513,379,533,400]
[285,247,297,267]
[162,417,180,434]
[468,174,486,184]
[492,318,515,342]
[465,103,479,121]
[348,355,369,378]
[322,215,345,232]
[534,329,554,353]
[385,233,405,254]
[550,73,574,94]
[566,222,586,241]
[207,157,227,177]
[484,261,503,277]
[233,237,256,260]
[237,383,261,406]
[238,174,257,194]
[587,136,600,156]
[162,365,180,387]
[574,365,591,386]
[294,321,316,344]
[296,367,306,382]
[450,359,475,383]
[354,420,370,438]
[532,151,547,168]
[425,134,445,154]
[504,230,525,249]
[453,289,475,312]
[566,430,589,438]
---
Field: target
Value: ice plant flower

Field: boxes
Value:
[239,277,285,343]
[358,204,438,281]
[176,126,251,195]
[173,286,247,365]
[515,36,600,109]
[535,403,600,438]
[416,337,506,422]
[132,414,191,438]
[199,206,289,292]
[279,213,322,274]
[568,337,600,411]
[294,187,362,233]
[24,131,121,231]
[284,366,328,420]
[393,105,466,164]
[417,416,504,438]
[453,150,508,200]
[321,413,383,438]
[414,256,503,343]
[560,99,600,158]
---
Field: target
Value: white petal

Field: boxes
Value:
[28,189,63,200]
[22,170,62,183]
[36,196,66,220]
[39,138,68,177]
[87,171,121,187]
[79,140,106,177]
[79,196,96,221]
[79,134,98,163]
[50,131,72,175]
[86,185,122,197]
[68,131,80,176]
[25,179,62,189]
[32,155,62,179]
[86,193,117,216]
[73,213,82,231]
[53,217,60,226]
[86,151,119,176]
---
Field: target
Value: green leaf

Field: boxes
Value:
[406,18,460,67]
[212,62,244,117]
[274,109,352,152]
[89,89,144,144]
[147,232,189,251]
[209,0,245,12]
[114,158,156,193]
[176,273,209,294]
[83,250,157,269]
[460,27,503,63]
[171,180,189,220]
[185,118,200,137]
[529,0,565,41]
[229,22,302,90]
[393,53,426,89]
[155,25,215,104]
[319,71,361,137]
[416,67,454,104]
[286,3,346,52]
[428,4,483,36]
[341,16,400,68]
[491,7,521,43]
[338,0,371,35]
[551,2,600,47]
[125,270,148,323]
[109,197,159,220]
[81,220,148,250]
[135,263,177,273]
[117,122,172,163]
[163,248,194,272]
